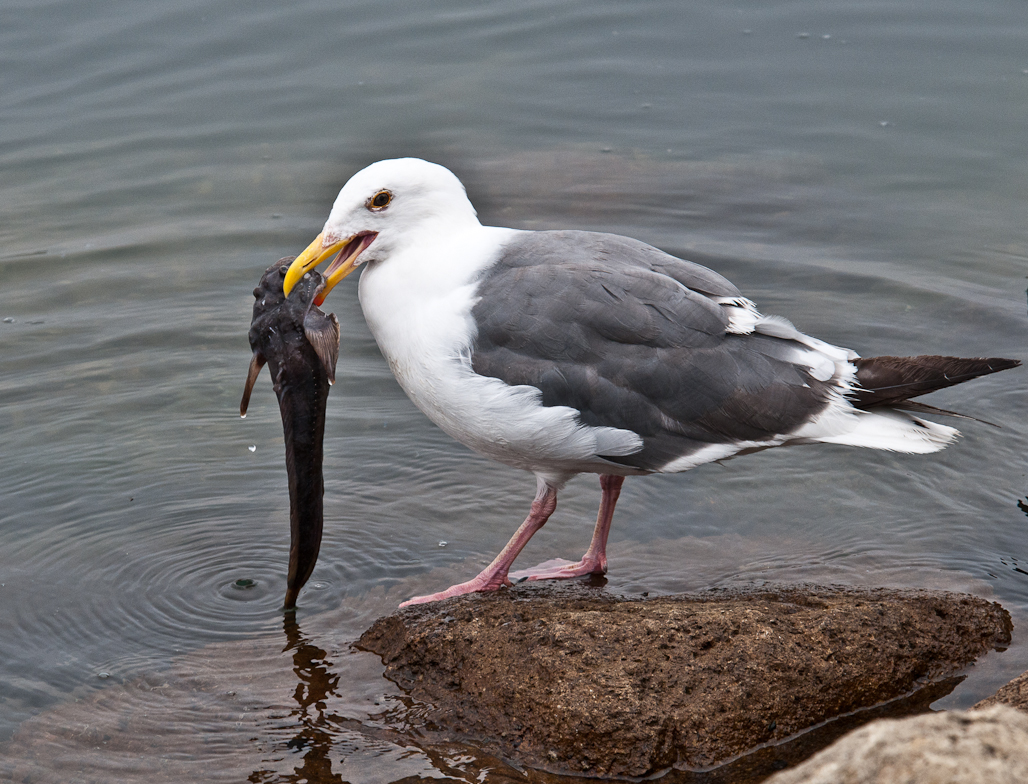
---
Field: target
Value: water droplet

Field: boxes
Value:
[742,29,752,34]
[438,541,448,548]
[2,317,13,323]
[233,578,256,589]
[796,32,810,39]
[97,671,111,680]
[311,582,327,590]
[248,445,256,452]
[822,34,831,39]
[879,121,891,127]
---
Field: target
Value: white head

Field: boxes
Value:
[283,158,480,302]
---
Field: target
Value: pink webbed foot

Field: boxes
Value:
[399,571,511,607]
[508,555,607,582]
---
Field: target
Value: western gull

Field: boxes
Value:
[282,157,1019,606]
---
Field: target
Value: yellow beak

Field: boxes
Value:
[283,231,377,305]
[283,232,341,295]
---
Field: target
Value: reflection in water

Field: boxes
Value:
[246,615,516,783]
[1018,497,1028,517]
[251,614,348,784]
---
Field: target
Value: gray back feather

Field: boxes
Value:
[471,231,833,471]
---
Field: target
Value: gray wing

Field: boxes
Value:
[470,231,834,471]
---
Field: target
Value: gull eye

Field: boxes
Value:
[369,190,392,210]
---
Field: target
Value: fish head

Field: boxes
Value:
[241,259,339,411]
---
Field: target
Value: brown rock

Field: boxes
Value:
[765,705,1028,784]
[358,582,1011,779]
[974,668,1028,713]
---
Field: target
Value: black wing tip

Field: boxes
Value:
[947,355,1021,381]
[946,356,1021,380]
[852,354,1020,409]
[985,357,1021,372]
[858,354,1020,369]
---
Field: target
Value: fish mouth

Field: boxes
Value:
[283,231,378,305]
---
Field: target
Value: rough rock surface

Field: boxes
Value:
[974,668,1028,713]
[357,582,1011,779]
[765,705,1028,784]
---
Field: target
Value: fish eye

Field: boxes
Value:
[369,190,392,210]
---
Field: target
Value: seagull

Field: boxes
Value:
[282,157,1019,607]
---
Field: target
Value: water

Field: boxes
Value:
[1,0,1026,780]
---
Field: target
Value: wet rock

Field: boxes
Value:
[764,705,1028,784]
[974,668,1028,713]
[358,582,1011,779]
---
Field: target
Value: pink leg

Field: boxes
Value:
[400,480,558,607]
[509,474,625,582]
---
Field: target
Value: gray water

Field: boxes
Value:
[1,0,1027,781]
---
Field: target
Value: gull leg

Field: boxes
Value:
[509,474,625,581]
[400,479,558,606]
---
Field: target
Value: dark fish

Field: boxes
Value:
[241,260,340,610]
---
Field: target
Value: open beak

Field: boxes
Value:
[283,231,377,305]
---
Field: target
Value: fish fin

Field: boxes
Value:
[240,352,266,416]
[304,311,340,385]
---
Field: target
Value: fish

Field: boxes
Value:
[241,259,340,610]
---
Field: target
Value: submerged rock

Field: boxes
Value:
[975,668,1028,713]
[358,582,1011,779]
[765,705,1028,784]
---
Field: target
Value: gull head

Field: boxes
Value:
[283,158,479,304]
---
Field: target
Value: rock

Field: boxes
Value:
[764,705,1028,784]
[357,582,1011,779]
[974,669,1028,713]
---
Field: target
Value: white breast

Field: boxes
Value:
[357,225,643,483]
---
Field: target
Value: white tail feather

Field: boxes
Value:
[811,408,959,454]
